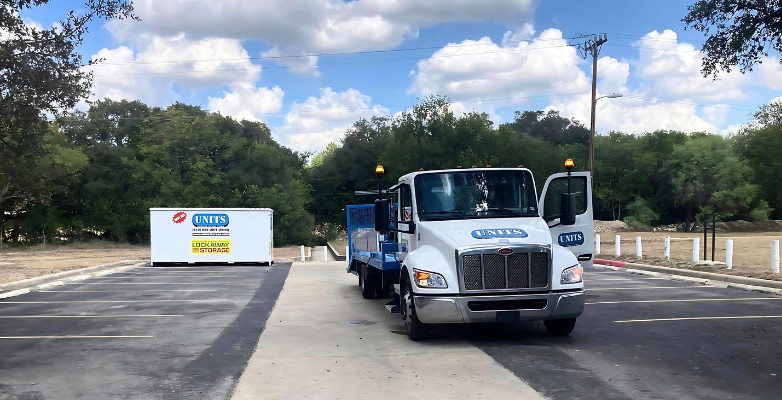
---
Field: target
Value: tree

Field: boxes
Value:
[666,135,758,226]
[1,1,136,241]
[683,0,782,77]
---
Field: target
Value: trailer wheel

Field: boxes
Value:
[360,264,376,299]
[401,277,429,341]
[544,318,577,336]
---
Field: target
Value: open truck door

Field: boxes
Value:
[539,171,594,269]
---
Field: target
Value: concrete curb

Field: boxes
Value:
[325,242,346,262]
[0,260,148,298]
[594,258,782,293]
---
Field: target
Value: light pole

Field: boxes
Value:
[589,92,623,177]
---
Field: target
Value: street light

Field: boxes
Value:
[589,93,623,177]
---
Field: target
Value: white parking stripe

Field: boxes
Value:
[93,276,240,279]
[587,286,720,291]
[0,300,213,303]
[0,335,154,339]
[589,278,666,281]
[76,282,237,285]
[588,297,782,305]
[39,290,218,293]
[0,315,182,318]
[616,315,782,323]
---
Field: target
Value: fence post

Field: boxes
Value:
[664,236,670,261]
[726,239,733,270]
[693,238,700,263]
[615,235,621,257]
[773,240,780,274]
[635,236,642,259]
[595,234,601,255]
[300,245,305,262]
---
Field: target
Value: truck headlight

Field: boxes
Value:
[414,270,448,288]
[561,265,583,284]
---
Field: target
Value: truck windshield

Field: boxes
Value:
[414,170,538,220]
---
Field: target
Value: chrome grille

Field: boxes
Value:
[462,255,482,290]
[461,251,549,291]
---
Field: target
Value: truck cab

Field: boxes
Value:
[347,164,592,341]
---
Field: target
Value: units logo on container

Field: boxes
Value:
[471,229,528,239]
[558,232,584,247]
[191,240,231,254]
[192,214,229,227]
[172,211,187,224]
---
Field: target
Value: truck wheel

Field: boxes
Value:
[360,264,376,299]
[544,318,577,336]
[401,277,429,341]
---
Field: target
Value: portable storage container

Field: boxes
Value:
[150,208,273,265]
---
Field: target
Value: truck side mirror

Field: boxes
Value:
[374,199,391,233]
[560,193,576,225]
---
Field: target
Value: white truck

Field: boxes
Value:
[347,161,592,341]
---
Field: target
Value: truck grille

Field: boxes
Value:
[462,252,549,290]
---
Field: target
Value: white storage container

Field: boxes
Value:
[150,208,273,265]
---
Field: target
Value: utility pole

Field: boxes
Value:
[577,34,608,177]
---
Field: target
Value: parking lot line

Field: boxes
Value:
[0,314,183,318]
[615,315,782,323]
[587,297,782,305]
[0,335,154,339]
[93,276,240,278]
[589,278,666,281]
[76,282,237,285]
[587,286,720,291]
[39,290,218,293]
[0,300,213,303]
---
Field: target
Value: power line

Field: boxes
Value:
[88,36,579,67]
[87,44,575,77]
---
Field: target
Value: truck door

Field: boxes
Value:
[396,183,415,262]
[539,172,594,268]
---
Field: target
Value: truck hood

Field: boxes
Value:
[423,217,553,249]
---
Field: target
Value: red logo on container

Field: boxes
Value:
[173,211,187,224]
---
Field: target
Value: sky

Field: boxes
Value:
[19,0,782,153]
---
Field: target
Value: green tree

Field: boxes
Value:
[666,135,758,226]
[683,0,782,77]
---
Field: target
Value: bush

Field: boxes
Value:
[749,200,773,222]
[625,198,660,226]
[622,216,653,231]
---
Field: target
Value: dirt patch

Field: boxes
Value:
[595,220,628,233]
[0,244,311,284]
[597,231,782,282]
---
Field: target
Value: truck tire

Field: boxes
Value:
[360,263,376,299]
[401,277,429,341]
[544,318,577,336]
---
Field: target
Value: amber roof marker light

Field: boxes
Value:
[375,165,385,176]
[565,159,574,172]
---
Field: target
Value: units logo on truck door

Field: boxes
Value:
[558,232,584,247]
[192,240,231,254]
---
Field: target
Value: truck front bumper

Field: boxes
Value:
[413,290,585,324]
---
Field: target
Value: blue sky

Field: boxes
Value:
[20,0,782,153]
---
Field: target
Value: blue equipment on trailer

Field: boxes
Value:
[346,204,400,298]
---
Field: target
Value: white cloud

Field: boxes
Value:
[86,34,260,105]
[409,28,590,100]
[107,0,535,53]
[633,30,748,102]
[261,47,320,77]
[597,56,629,94]
[759,61,782,90]
[275,88,389,152]
[208,83,285,122]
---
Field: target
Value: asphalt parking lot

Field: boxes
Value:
[0,263,290,400]
[457,265,782,400]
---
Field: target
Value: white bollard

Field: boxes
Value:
[595,234,601,255]
[300,245,305,262]
[346,246,349,258]
[693,238,700,263]
[636,236,642,259]
[324,246,328,262]
[615,235,621,257]
[773,240,780,274]
[726,239,733,269]
[664,236,671,261]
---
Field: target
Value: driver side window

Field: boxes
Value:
[543,177,588,219]
[400,185,413,222]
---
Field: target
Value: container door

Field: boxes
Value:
[539,172,594,268]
